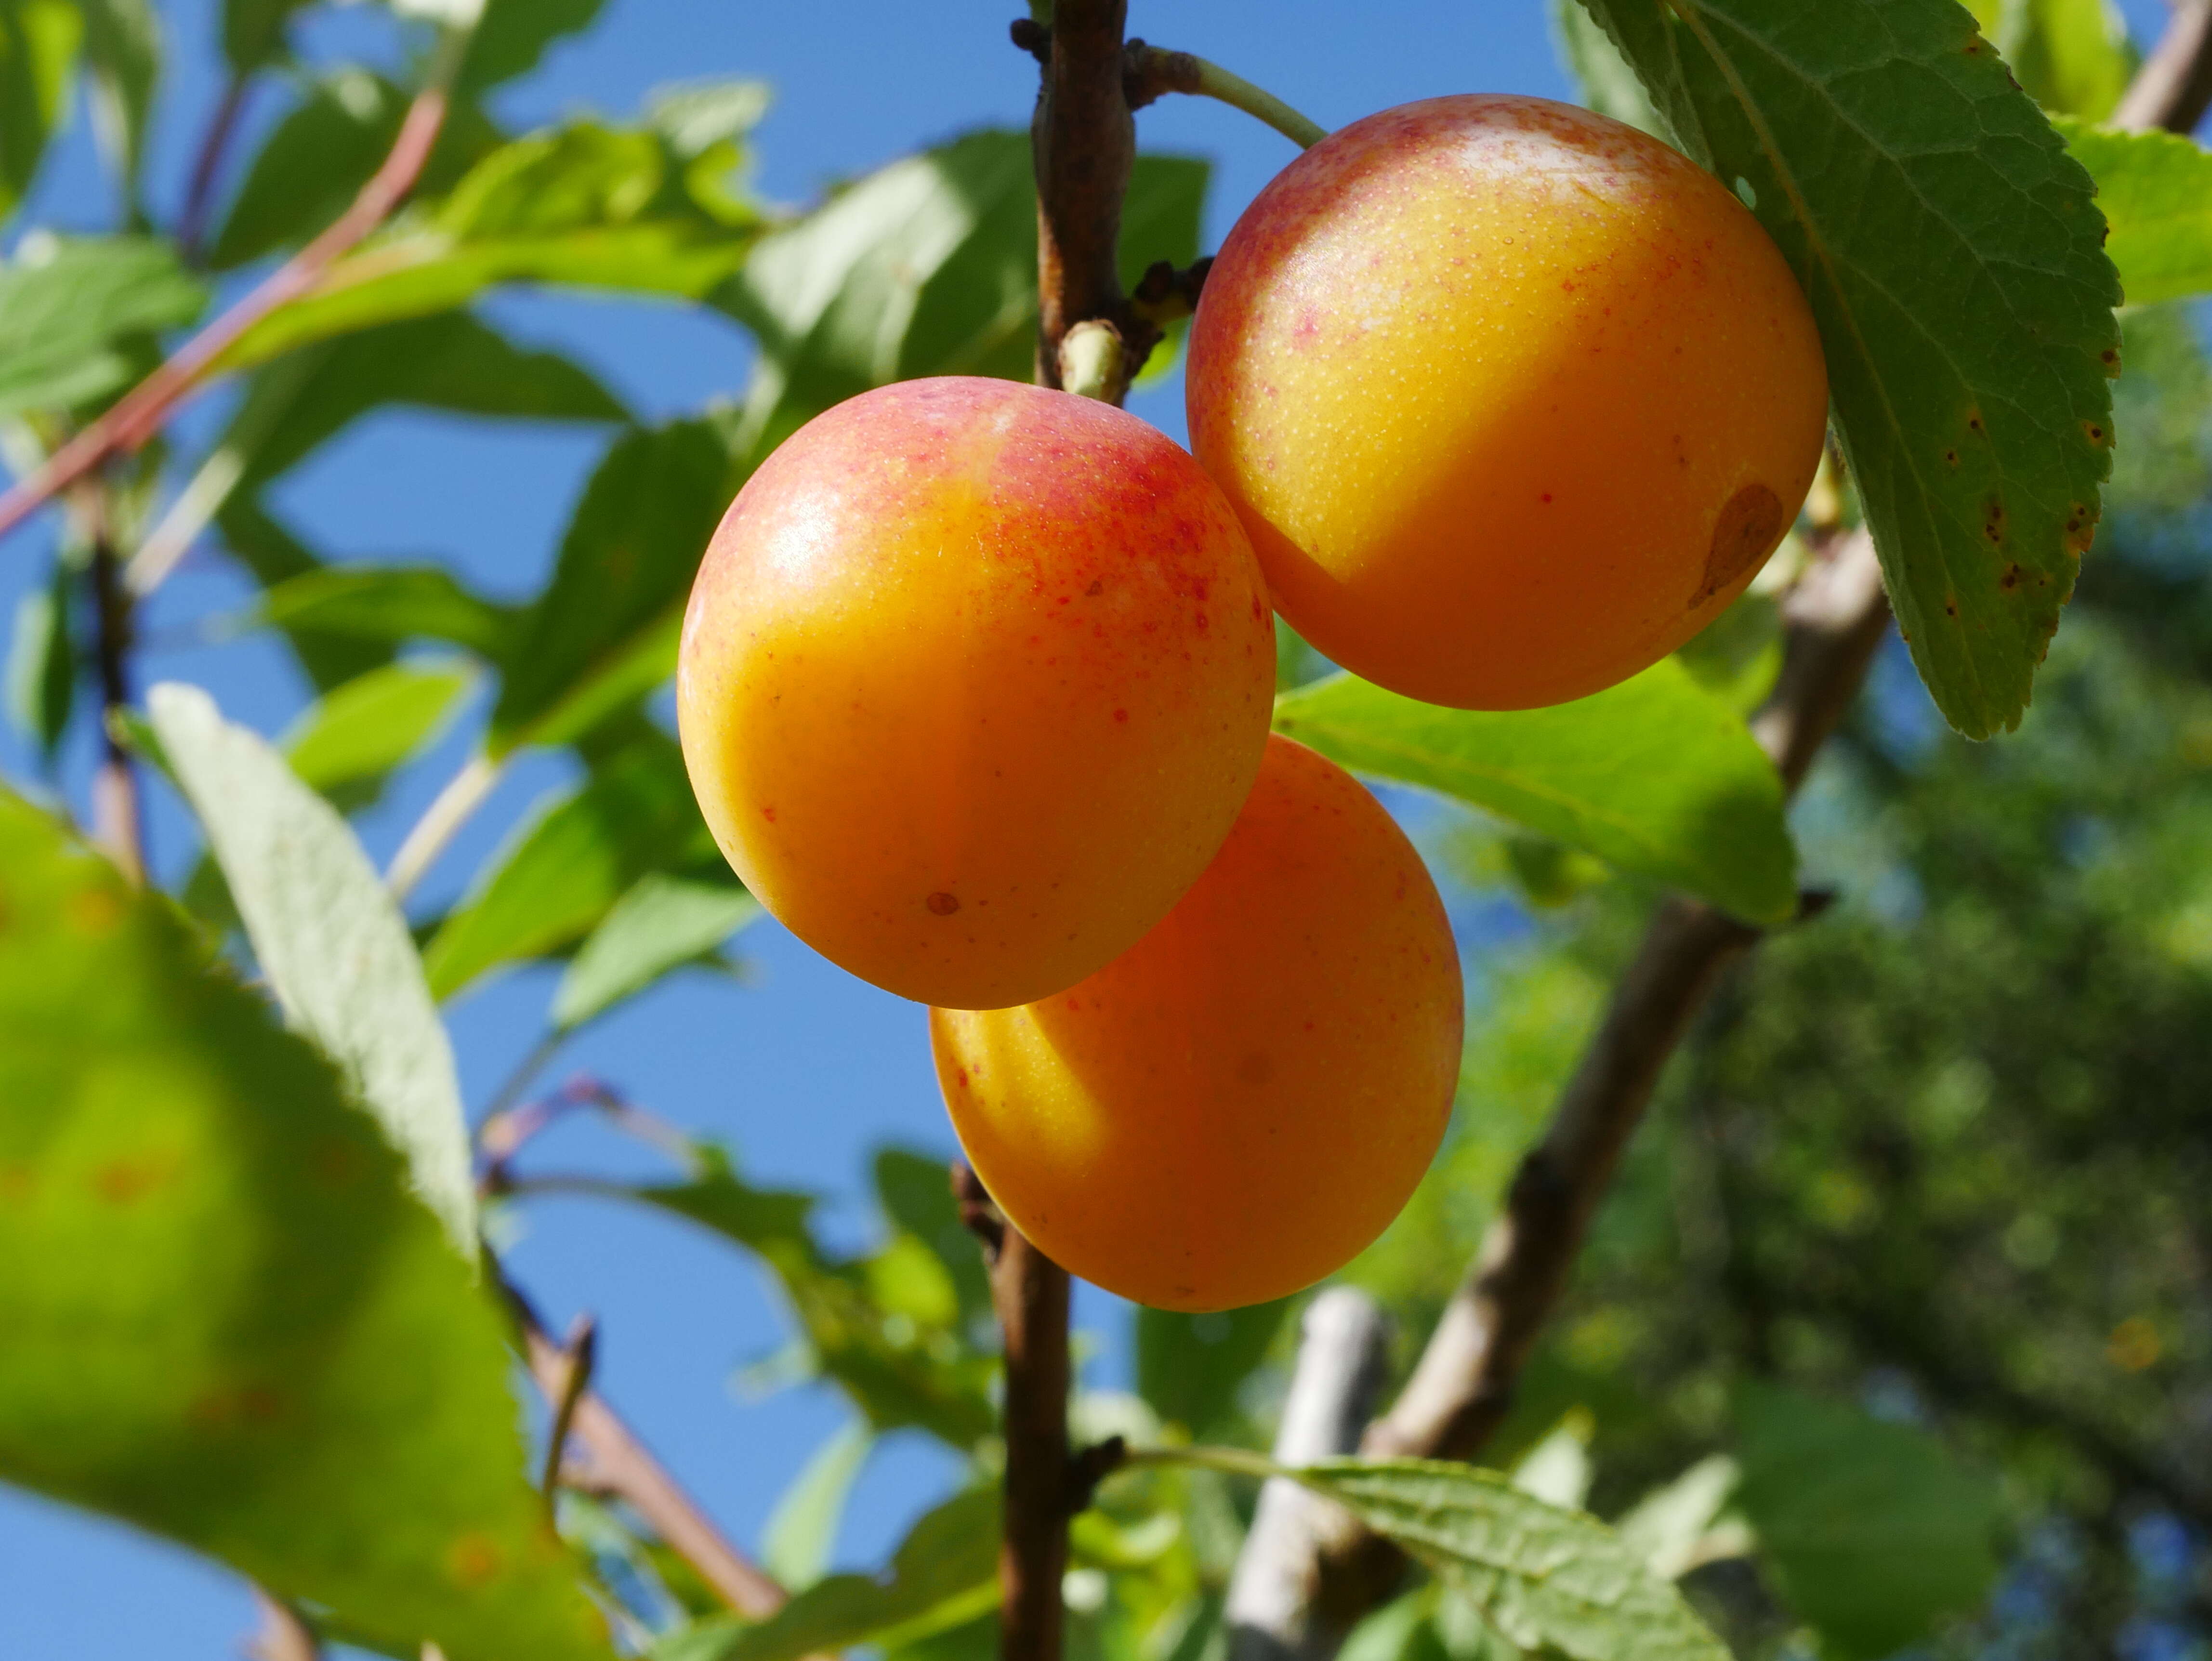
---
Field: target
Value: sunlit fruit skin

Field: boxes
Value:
[932,735,1462,1311]
[678,376,1275,1011]
[1186,94,1829,710]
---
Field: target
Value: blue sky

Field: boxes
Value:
[0,0,2179,1655]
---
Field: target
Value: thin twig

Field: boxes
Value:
[179,74,252,266]
[0,26,471,547]
[1123,43,1327,150]
[2111,0,2212,134]
[540,1314,599,1516]
[385,751,503,903]
[507,1282,787,1619]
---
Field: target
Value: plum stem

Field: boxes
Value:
[1123,43,1327,150]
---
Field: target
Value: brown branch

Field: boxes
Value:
[1224,1290,1391,1661]
[1029,0,1152,392]
[507,1284,787,1621]
[540,1314,598,1516]
[2111,0,2212,135]
[956,1163,1073,1661]
[0,55,459,546]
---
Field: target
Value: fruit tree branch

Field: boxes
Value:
[506,1284,787,1620]
[1224,1290,1390,1661]
[2111,0,2212,135]
[0,26,472,548]
[1027,0,1150,392]
[956,1163,1074,1661]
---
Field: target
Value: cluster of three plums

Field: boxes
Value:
[675,96,1829,1312]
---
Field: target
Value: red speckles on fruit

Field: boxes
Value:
[1187,94,1826,708]
[678,377,1275,1010]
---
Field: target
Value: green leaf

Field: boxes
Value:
[661,1490,1000,1661]
[1549,0,1669,136]
[1284,1459,1728,1661]
[457,0,602,92]
[0,236,205,418]
[216,117,764,369]
[2054,119,2212,308]
[1576,0,2120,738]
[1611,1455,1747,1581]
[6,560,74,758]
[221,310,628,499]
[488,419,737,754]
[221,0,307,72]
[280,660,475,802]
[550,871,761,1033]
[1136,1299,1293,1440]
[724,129,1205,453]
[1272,661,1796,923]
[424,730,720,1001]
[0,791,610,1661]
[872,1147,993,1338]
[256,564,523,659]
[1731,1384,2000,1658]
[761,1419,873,1592]
[1982,0,2133,120]
[146,682,475,1251]
[77,0,160,196]
[209,70,505,270]
[0,0,79,218]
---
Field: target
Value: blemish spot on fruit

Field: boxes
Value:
[1114,708,1129,723]
[926,892,961,916]
[1085,579,1104,596]
[761,806,777,823]
[1540,492,1553,504]
[1693,482,1784,606]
